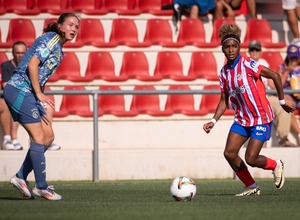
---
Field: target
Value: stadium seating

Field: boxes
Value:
[85,51,128,82]
[103,0,141,15]
[0,18,36,48]
[130,85,173,116]
[0,0,5,15]
[138,0,173,16]
[0,52,8,65]
[36,0,68,15]
[2,0,40,15]
[109,18,151,47]
[188,51,219,81]
[165,85,208,116]
[98,85,139,117]
[143,18,185,47]
[177,18,218,48]
[55,86,93,117]
[200,84,234,115]
[55,52,94,82]
[210,18,236,46]
[119,51,162,81]
[68,0,108,15]
[241,18,286,48]
[78,18,117,48]
[154,51,196,81]
[261,51,284,72]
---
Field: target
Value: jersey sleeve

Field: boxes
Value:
[34,34,58,63]
[243,58,264,78]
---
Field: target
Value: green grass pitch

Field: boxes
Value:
[1,178,300,220]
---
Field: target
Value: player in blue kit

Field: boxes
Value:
[4,13,80,200]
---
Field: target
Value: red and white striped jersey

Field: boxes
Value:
[219,55,274,127]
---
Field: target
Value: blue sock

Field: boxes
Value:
[29,142,48,189]
[17,146,48,180]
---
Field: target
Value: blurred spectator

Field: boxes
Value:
[282,0,300,40]
[172,0,217,31]
[214,0,257,19]
[269,43,300,146]
[0,41,26,150]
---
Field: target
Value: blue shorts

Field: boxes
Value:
[3,84,46,124]
[230,121,273,142]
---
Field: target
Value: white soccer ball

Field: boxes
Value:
[170,176,197,201]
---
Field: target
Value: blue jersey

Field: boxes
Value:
[174,0,216,14]
[8,32,63,93]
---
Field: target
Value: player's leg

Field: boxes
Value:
[245,123,285,189]
[224,122,260,196]
[11,120,23,150]
[0,98,14,150]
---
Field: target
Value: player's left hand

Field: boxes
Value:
[36,92,55,109]
[203,122,214,134]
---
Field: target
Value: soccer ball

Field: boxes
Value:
[170,176,197,201]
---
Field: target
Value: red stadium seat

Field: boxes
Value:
[68,0,107,15]
[57,86,93,117]
[0,19,36,48]
[109,18,151,47]
[98,85,138,117]
[177,18,218,48]
[234,0,249,16]
[200,84,234,115]
[36,0,68,15]
[210,18,236,46]
[55,52,94,82]
[165,85,208,116]
[138,0,173,16]
[188,52,219,81]
[79,18,117,47]
[43,18,83,48]
[154,51,196,81]
[0,0,5,15]
[261,51,284,72]
[103,0,141,15]
[0,52,8,65]
[143,19,185,47]
[3,0,40,15]
[119,51,162,81]
[85,51,128,82]
[130,85,173,116]
[241,18,286,48]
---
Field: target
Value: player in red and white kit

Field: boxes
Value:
[203,23,295,196]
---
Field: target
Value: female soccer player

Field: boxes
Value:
[203,23,295,196]
[4,13,80,200]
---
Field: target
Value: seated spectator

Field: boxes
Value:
[282,0,300,41]
[172,0,217,31]
[269,43,300,146]
[214,0,257,19]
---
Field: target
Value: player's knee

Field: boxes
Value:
[223,150,236,161]
[245,155,257,167]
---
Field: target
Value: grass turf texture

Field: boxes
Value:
[1,179,300,220]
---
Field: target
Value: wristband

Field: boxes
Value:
[279,99,285,105]
[210,118,217,125]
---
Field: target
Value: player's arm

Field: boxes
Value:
[203,92,228,133]
[261,67,295,113]
[28,56,54,109]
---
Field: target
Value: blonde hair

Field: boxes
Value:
[218,23,241,44]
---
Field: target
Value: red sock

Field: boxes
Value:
[235,168,255,187]
[264,157,277,170]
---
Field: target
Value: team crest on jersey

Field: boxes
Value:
[237,73,243,81]
[41,48,50,58]
[31,108,39,119]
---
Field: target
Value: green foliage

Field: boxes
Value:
[0,179,300,220]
